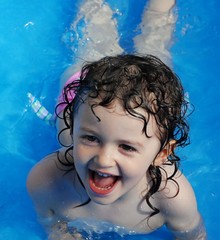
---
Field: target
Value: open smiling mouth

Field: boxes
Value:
[89,170,120,195]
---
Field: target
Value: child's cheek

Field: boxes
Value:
[74,143,92,165]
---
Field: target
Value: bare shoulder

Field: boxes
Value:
[26,148,75,219]
[155,164,201,232]
[27,149,67,193]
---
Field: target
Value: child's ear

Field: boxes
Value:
[154,140,176,166]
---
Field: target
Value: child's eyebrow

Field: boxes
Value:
[119,139,144,148]
[79,127,97,134]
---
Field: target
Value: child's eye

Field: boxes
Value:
[80,135,99,144]
[119,144,137,152]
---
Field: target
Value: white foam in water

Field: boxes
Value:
[67,218,172,240]
[67,218,136,239]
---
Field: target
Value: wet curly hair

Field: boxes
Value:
[57,54,190,221]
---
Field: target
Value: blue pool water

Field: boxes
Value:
[0,0,219,239]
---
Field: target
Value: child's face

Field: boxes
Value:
[73,98,162,205]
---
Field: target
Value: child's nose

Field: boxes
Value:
[94,146,116,168]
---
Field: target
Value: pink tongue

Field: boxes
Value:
[93,172,117,188]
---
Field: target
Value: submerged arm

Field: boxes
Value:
[157,166,207,240]
[171,215,207,240]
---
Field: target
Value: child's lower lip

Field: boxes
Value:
[88,170,120,195]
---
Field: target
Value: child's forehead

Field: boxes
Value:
[85,90,156,111]
[80,97,159,131]
[75,97,161,141]
[86,97,136,115]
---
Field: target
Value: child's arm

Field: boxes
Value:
[26,153,60,230]
[171,216,207,240]
[157,166,207,239]
[27,151,84,239]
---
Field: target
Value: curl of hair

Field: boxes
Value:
[56,54,191,219]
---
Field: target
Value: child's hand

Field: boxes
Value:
[48,221,85,240]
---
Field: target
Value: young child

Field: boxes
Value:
[27,54,207,239]
[27,1,207,239]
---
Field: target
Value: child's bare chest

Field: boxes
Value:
[53,192,164,233]
[49,172,165,233]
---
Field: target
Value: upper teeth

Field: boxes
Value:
[97,172,112,177]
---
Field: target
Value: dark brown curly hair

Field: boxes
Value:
[56,54,190,221]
